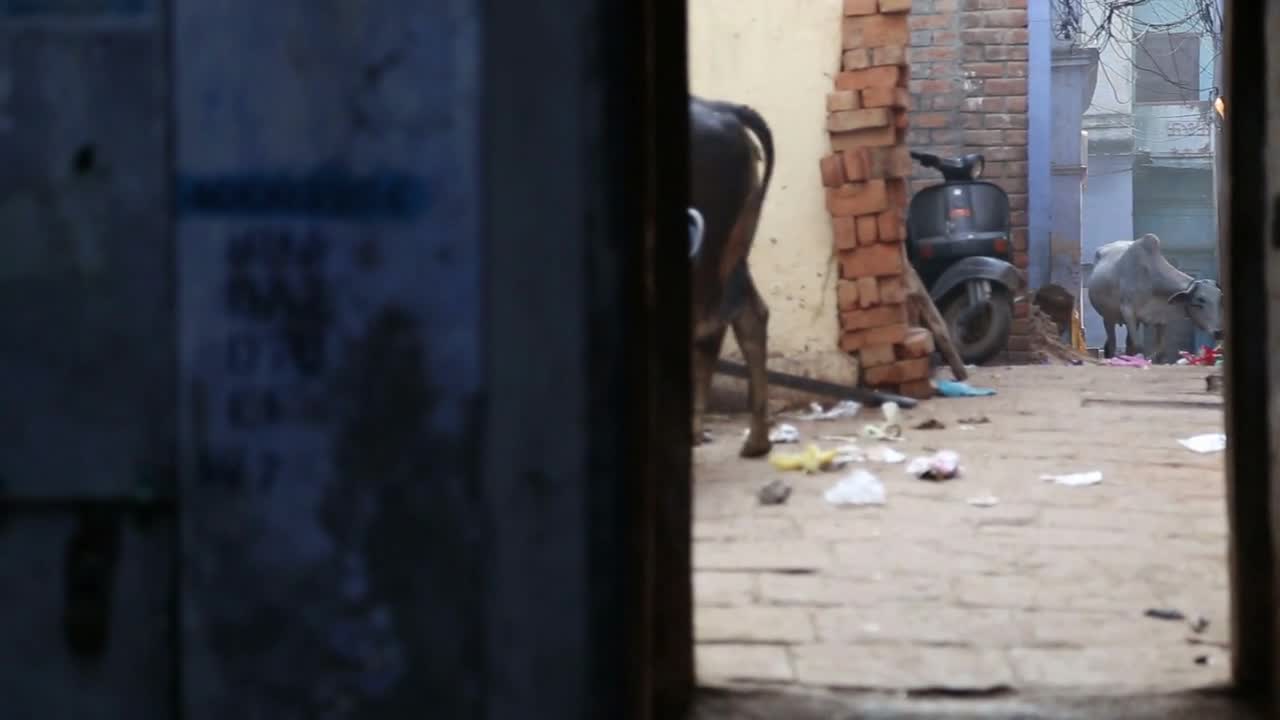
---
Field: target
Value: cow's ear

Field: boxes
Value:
[1167,290,1191,305]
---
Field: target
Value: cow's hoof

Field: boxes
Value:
[739,434,772,458]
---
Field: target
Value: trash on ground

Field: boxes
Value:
[1041,470,1103,486]
[1205,374,1223,393]
[907,450,961,481]
[1144,608,1186,621]
[766,423,800,444]
[866,446,907,464]
[1178,433,1226,454]
[967,494,1000,507]
[958,416,991,425]
[790,400,861,421]
[830,444,866,469]
[881,401,901,424]
[914,418,946,430]
[1190,616,1210,634]
[861,422,902,442]
[1179,345,1221,366]
[1195,654,1212,666]
[824,469,886,506]
[757,479,792,506]
[769,444,839,474]
[818,434,862,444]
[935,380,997,397]
[1105,354,1151,368]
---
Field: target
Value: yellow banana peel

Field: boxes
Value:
[769,444,838,474]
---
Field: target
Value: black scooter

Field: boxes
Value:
[906,151,1021,366]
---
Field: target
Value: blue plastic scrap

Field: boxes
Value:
[935,380,996,397]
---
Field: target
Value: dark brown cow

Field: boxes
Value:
[689,96,775,458]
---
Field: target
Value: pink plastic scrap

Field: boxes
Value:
[1105,354,1151,368]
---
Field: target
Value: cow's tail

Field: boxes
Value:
[729,104,775,206]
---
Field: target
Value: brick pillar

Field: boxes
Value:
[822,0,935,400]
[907,0,1033,363]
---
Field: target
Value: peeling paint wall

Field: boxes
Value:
[688,0,859,385]
[174,1,486,716]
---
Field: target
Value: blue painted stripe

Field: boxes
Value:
[175,171,430,221]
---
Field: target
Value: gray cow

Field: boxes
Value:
[1086,233,1223,362]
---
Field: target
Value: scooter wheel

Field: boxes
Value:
[941,288,1013,366]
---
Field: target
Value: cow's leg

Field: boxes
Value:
[731,272,772,458]
[1152,323,1167,364]
[1102,318,1117,359]
[692,325,728,446]
[1121,306,1140,356]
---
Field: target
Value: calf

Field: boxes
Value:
[689,96,775,457]
[1086,233,1223,362]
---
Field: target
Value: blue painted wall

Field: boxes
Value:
[1027,0,1053,289]
[1081,153,1134,347]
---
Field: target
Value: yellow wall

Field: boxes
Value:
[688,0,858,390]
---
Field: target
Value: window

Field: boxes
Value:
[1134,32,1201,103]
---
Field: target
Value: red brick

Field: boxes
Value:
[963,130,1004,146]
[840,323,909,352]
[912,46,958,63]
[856,214,880,246]
[894,110,909,129]
[843,14,910,49]
[984,78,1028,95]
[862,86,911,109]
[886,178,909,208]
[912,79,954,95]
[985,9,1028,27]
[864,357,931,386]
[964,61,1007,78]
[837,279,860,310]
[1004,129,1028,145]
[984,113,1027,129]
[1006,96,1028,112]
[909,14,951,30]
[841,303,908,331]
[878,213,905,243]
[1011,228,1028,251]
[899,327,935,358]
[843,49,872,71]
[839,241,902,278]
[843,0,879,14]
[898,379,936,399]
[879,275,907,304]
[879,0,912,11]
[828,108,892,132]
[856,275,880,308]
[835,66,902,91]
[863,145,912,179]
[1006,61,1028,78]
[913,111,950,129]
[827,90,861,112]
[832,216,859,250]
[860,343,898,367]
[827,180,889,216]
[871,45,907,67]
[964,96,1006,112]
[842,148,869,181]
[820,154,846,188]
[830,124,899,151]
[960,29,1005,45]
[1013,251,1029,269]
[985,45,1029,61]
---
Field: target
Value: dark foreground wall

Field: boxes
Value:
[0,0,689,718]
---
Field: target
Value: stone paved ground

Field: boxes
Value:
[693,365,1230,694]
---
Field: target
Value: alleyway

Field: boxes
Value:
[693,365,1229,693]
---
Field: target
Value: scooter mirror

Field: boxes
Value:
[969,155,985,179]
